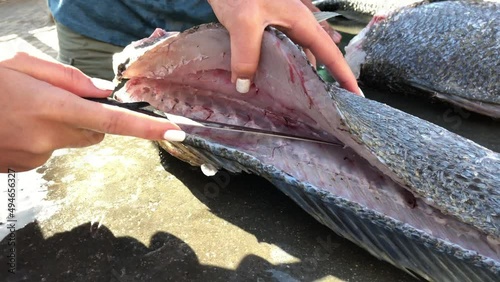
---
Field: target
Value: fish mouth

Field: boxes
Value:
[113,24,499,266]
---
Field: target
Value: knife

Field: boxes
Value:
[85,97,342,146]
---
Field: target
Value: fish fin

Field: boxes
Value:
[407,78,440,97]
[407,79,500,118]
[313,11,342,23]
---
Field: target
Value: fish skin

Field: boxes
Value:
[113,23,500,281]
[331,84,500,239]
[313,0,424,16]
[345,1,500,118]
[170,134,500,282]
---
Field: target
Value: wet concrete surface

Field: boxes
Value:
[1,0,498,282]
[0,137,418,282]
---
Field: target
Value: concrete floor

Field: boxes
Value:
[0,0,427,281]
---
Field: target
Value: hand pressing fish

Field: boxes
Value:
[111,21,499,281]
[345,0,500,118]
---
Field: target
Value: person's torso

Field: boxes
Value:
[48,0,217,46]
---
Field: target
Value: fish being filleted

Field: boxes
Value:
[111,23,500,281]
[345,0,500,118]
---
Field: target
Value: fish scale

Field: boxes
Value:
[346,1,500,117]
[313,0,424,16]
[331,84,500,238]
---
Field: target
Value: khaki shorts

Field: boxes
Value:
[55,22,124,80]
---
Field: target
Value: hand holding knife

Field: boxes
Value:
[85,97,341,146]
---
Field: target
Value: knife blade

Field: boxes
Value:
[86,97,342,146]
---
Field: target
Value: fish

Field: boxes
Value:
[312,0,425,22]
[345,1,500,118]
[111,23,500,281]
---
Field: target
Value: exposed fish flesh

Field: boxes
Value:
[112,23,500,281]
[345,1,500,118]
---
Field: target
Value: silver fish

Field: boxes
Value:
[113,23,500,281]
[345,1,500,118]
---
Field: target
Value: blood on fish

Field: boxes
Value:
[283,116,301,129]
[299,69,314,109]
[289,64,295,83]
[288,54,314,108]
[202,107,214,119]
[171,100,178,111]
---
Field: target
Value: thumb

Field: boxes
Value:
[227,22,264,94]
[0,52,112,98]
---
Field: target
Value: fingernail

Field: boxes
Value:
[91,77,115,91]
[358,87,365,97]
[163,130,186,142]
[236,78,250,93]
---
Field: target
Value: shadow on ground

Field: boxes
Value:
[0,222,294,281]
[0,147,418,282]
[156,149,420,282]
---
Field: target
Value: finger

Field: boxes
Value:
[55,128,105,149]
[282,12,361,95]
[0,52,113,98]
[1,66,108,152]
[0,151,52,173]
[225,15,265,93]
[8,121,105,155]
[300,0,341,43]
[75,130,106,148]
[320,21,342,44]
[300,0,320,12]
[304,48,317,68]
[47,87,185,141]
[302,0,342,44]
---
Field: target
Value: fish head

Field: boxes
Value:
[112,28,180,81]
